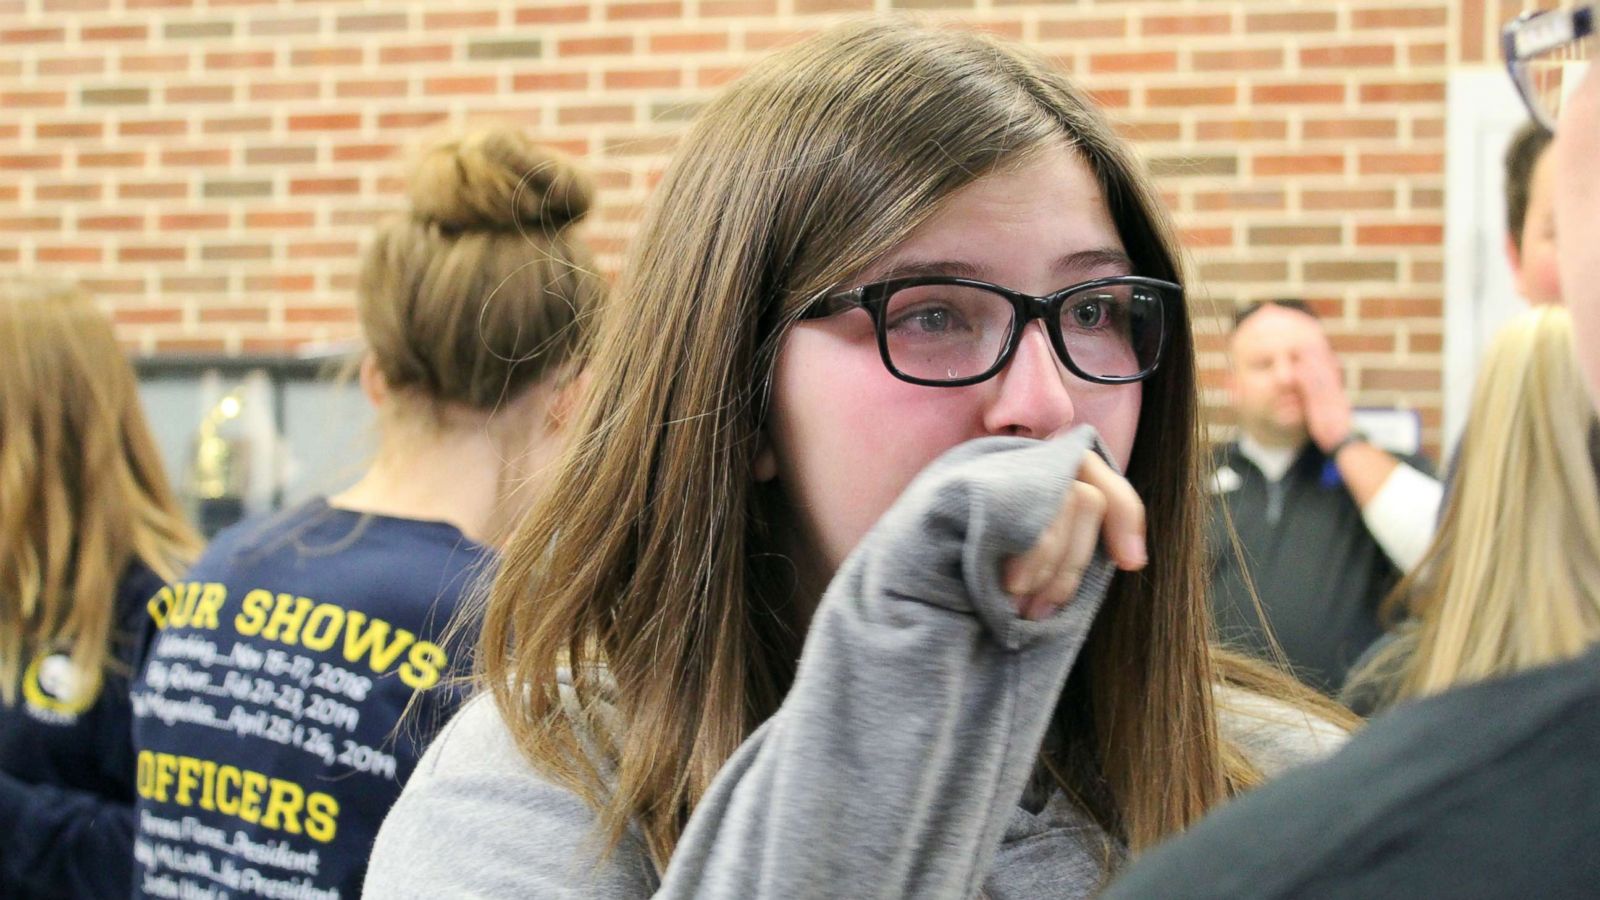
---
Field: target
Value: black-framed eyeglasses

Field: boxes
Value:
[797,274,1179,387]
[1503,4,1595,133]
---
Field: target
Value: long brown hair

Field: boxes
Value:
[1351,308,1600,707]
[480,19,1338,869]
[0,279,201,704]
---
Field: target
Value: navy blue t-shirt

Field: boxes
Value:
[0,560,166,899]
[129,500,492,900]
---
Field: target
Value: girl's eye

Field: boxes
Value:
[1068,298,1109,329]
[888,302,968,335]
[906,306,953,333]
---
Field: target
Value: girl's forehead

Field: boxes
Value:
[859,146,1118,282]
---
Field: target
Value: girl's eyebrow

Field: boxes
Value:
[1053,247,1135,277]
[872,258,988,282]
[871,247,1134,285]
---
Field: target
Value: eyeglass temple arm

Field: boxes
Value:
[797,286,866,320]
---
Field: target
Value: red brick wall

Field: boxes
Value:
[0,0,1555,452]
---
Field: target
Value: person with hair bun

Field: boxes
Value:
[128,126,604,900]
[0,279,202,900]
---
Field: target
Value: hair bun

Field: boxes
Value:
[407,127,594,232]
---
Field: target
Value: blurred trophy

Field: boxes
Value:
[186,387,249,537]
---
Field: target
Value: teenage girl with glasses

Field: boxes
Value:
[366,21,1353,898]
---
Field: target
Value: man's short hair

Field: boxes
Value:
[1232,298,1318,332]
[1505,120,1554,252]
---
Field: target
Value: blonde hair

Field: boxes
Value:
[0,279,201,704]
[358,126,604,413]
[479,19,1346,870]
[1357,308,1600,706]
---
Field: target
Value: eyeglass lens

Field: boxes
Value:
[1521,25,1592,127]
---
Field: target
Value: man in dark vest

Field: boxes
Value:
[1210,299,1439,692]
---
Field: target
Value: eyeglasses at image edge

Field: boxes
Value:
[1503,3,1596,132]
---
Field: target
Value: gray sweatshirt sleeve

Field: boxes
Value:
[657,428,1116,898]
[364,428,1115,899]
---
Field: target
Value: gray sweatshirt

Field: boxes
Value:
[364,430,1344,899]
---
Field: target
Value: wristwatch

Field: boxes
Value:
[1328,431,1368,457]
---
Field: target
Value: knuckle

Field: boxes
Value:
[1075,482,1108,517]
[1119,487,1147,520]
[1129,502,1148,530]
